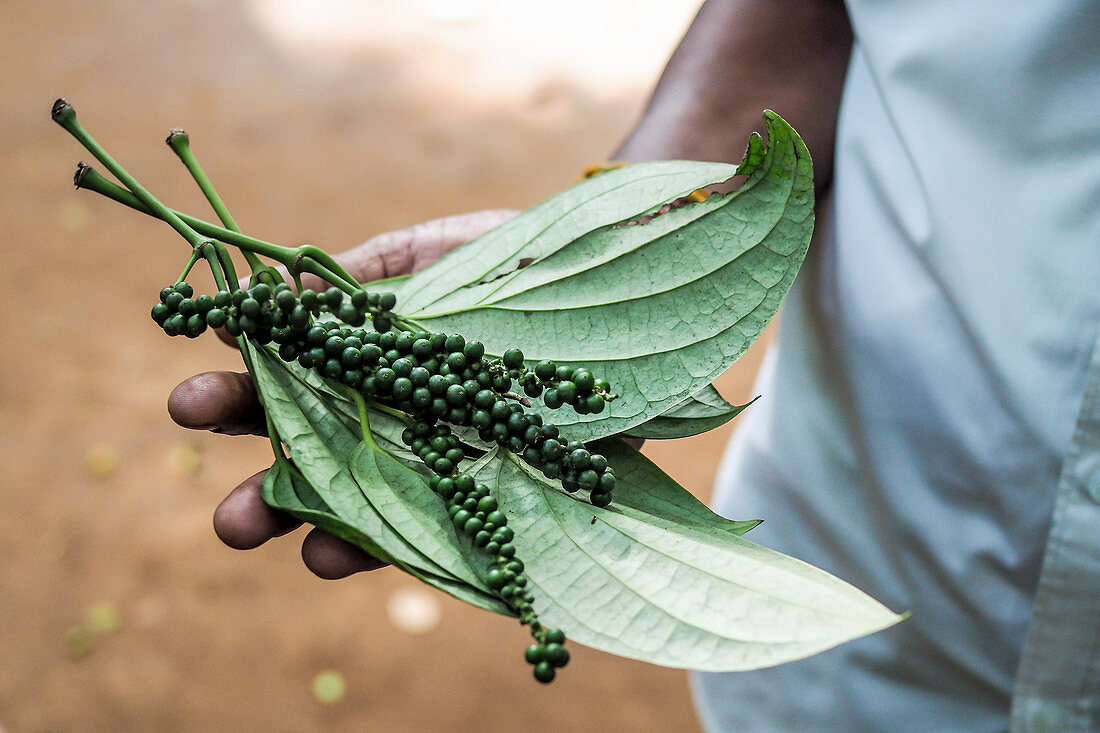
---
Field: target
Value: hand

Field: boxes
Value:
[168,209,519,579]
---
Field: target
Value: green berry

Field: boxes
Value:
[590,491,612,507]
[445,384,467,406]
[502,348,525,369]
[185,314,206,337]
[205,308,227,328]
[558,381,580,405]
[375,368,397,392]
[545,643,569,668]
[151,303,171,324]
[533,661,555,683]
[463,341,485,361]
[323,287,343,309]
[573,369,595,393]
[248,283,270,302]
[341,347,362,367]
[240,298,261,318]
[299,289,319,311]
[275,289,297,311]
[162,313,185,336]
[392,377,414,401]
[544,628,566,645]
[578,469,599,490]
[525,644,546,664]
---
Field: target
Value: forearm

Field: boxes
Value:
[615,0,852,196]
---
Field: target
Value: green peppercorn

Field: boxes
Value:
[502,348,525,369]
[162,313,185,336]
[375,368,397,392]
[392,377,414,401]
[185,314,206,337]
[525,644,546,664]
[445,384,467,407]
[556,381,578,404]
[240,297,261,318]
[151,303,171,324]
[590,491,612,507]
[545,643,569,668]
[573,369,595,393]
[533,661,555,683]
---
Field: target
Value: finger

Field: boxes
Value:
[301,527,388,579]
[213,470,303,550]
[332,209,520,285]
[168,371,267,436]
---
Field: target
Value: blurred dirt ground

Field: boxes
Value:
[0,1,774,731]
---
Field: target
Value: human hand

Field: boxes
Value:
[167,209,519,578]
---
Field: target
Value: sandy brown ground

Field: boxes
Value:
[0,2,774,731]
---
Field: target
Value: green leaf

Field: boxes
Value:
[247,342,457,581]
[397,112,813,441]
[623,384,754,440]
[470,442,903,671]
[261,459,394,561]
[348,437,486,591]
[262,461,512,615]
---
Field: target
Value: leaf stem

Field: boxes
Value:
[53,100,204,249]
[75,163,360,294]
[177,248,202,283]
[349,389,377,448]
[364,399,411,424]
[166,129,279,284]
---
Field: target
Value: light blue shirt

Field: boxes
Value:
[693,1,1100,730]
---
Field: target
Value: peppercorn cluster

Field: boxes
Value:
[150,279,395,339]
[153,279,619,682]
[420,464,570,681]
[152,279,618,508]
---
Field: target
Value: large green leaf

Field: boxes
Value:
[396,112,813,441]
[469,442,903,671]
[261,458,390,558]
[262,461,511,615]
[347,437,485,590]
[623,384,754,440]
[247,342,457,581]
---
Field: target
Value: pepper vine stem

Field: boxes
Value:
[166,129,279,285]
[74,162,360,295]
[349,390,376,448]
[53,100,236,286]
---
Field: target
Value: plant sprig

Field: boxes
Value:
[53,97,906,685]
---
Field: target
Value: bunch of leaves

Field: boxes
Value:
[53,99,902,682]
